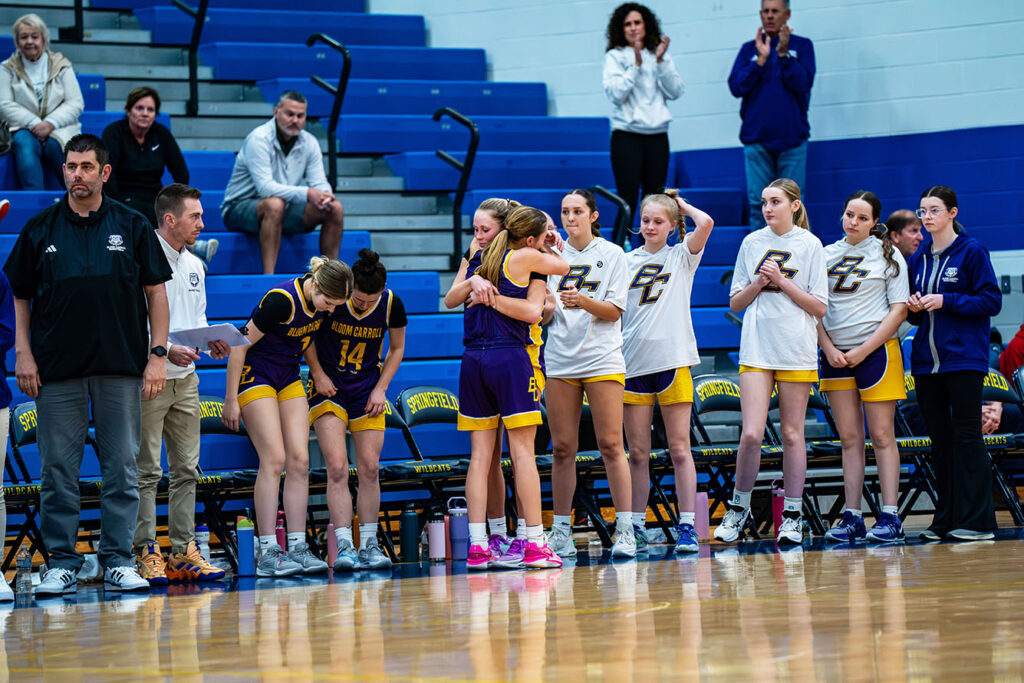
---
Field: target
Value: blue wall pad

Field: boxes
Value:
[257,79,548,118]
[337,115,608,154]
[385,152,615,192]
[91,0,363,9]
[199,43,487,82]
[135,8,424,47]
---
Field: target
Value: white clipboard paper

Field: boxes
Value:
[169,323,250,355]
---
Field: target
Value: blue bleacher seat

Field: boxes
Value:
[92,0,363,9]
[77,74,106,111]
[79,111,171,136]
[135,8,424,47]
[175,151,236,189]
[700,226,747,266]
[257,79,548,118]
[199,43,487,82]
[385,152,615,192]
[337,115,608,154]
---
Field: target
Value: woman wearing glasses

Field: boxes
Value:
[906,185,1002,541]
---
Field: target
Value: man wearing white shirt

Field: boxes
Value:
[134,184,230,584]
[219,90,344,274]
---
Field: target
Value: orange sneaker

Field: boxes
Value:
[136,543,169,585]
[166,541,226,582]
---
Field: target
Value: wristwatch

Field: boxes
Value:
[151,345,168,357]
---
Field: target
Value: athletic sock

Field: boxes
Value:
[334,526,353,545]
[731,489,752,510]
[488,516,507,537]
[286,532,304,551]
[517,518,528,539]
[680,512,696,526]
[525,525,544,544]
[358,523,377,549]
[882,505,898,516]
[469,522,488,547]
[615,512,633,533]
[784,497,802,515]
[552,515,572,532]
[846,508,862,518]
[259,535,276,551]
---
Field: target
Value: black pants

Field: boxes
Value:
[913,371,996,532]
[610,130,669,241]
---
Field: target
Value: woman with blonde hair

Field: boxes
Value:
[0,13,83,189]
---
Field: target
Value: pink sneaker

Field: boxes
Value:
[523,542,562,569]
[467,544,492,570]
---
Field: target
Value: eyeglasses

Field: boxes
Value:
[915,207,947,219]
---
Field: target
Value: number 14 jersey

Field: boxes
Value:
[316,288,408,381]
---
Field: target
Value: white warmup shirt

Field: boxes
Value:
[602,46,683,135]
[158,233,209,380]
[545,237,628,378]
[729,226,828,370]
[621,235,704,378]
[822,235,909,349]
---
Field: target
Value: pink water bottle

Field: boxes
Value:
[694,491,710,540]
[326,523,338,567]
[275,510,286,549]
[772,486,785,534]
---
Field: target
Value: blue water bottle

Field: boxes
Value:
[447,497,469,561]
[236,517,256,576]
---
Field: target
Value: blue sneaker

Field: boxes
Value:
[673,523,699,554]
[824,511,867,543]
[866,512,905,543]
[633,525,649,553]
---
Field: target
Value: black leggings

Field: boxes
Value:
[610,130,669,235]
[913,371,996,532]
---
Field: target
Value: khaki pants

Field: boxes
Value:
[134,373,201,555]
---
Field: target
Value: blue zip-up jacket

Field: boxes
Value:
[907,232,1002,375]
[727,33,815,152]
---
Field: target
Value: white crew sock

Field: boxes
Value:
[680,512,696,526]
[731,489,752,510]
[286,532,304,550]
[488,517,507,537]
[783,497,802,515]
[359,523,377,549]
[334,526,353,544]
[469,522,488,547]
[259,535,277,551]
[526,525,544,544]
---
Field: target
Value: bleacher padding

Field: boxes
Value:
[257,79,548,118]
[92,0,363,9]
[385,152,616,192]
[199,43,487,82]
[338,115,608,154]
[134,8,425,47]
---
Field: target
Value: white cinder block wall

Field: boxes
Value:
[369,0,1024,151]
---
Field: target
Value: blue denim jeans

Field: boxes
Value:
[12,128,65,190]
[744,141,808,231]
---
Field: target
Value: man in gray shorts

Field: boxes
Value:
[220,90,344,274]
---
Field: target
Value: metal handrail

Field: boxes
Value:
[587,185,631,249]
[171,0,210,117]
[305,33,353,190]
[58,0,84,42]
[433,107,479,270]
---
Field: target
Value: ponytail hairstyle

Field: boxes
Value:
[308,255,354,302]
[565,188,602,237]
[920,185,964,233]
[846,190,899,278]
[477,197,521,229]
[766,178,810,230]
[479,206,548,286]
[639,188,686,235]
[352,248,387,294]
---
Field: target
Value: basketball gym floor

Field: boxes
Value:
[2,520,1023,681]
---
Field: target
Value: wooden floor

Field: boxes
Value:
[3,535,1024,681]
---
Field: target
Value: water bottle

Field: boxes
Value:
[772,486,785,534]
[236,517,256,577]
[399,505,420,562]
[195,523,211,561]
[447,497,469,561]
[15,546,32,595]
[275,510,287,549]
[326,523,338,567]
[426,507,446,562]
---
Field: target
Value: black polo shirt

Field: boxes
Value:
[3,195,172,382]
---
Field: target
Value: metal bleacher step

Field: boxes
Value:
[53,42,189,66]
[336,176,405,192]
[0,6,125,29]
[73,62,214,79]
[376,254,450,272]
[105,79,266,103]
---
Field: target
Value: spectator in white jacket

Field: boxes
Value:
[603,3,682,240]
[0,14,83,190]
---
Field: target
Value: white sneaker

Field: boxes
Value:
[545,526,577,557]
[713,503,751,543]
[0,577,13,602]
[104,565,151,592]
[777,513,803,545]
[34,567,78,596]
[611,525,637,558]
